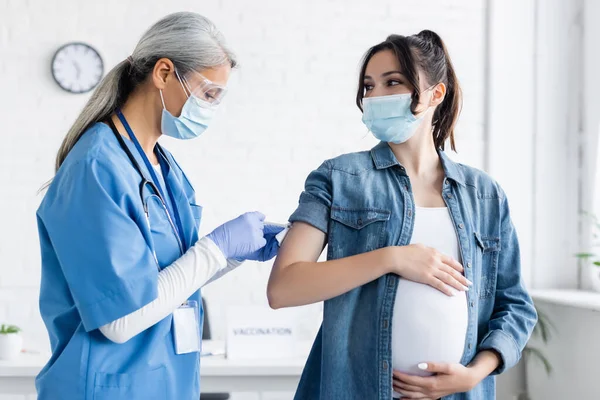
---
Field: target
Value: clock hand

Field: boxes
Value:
[72,62,81,79]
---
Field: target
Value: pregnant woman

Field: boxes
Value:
[267,30,537,399]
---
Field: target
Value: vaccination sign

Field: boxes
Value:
[226,306,298,359]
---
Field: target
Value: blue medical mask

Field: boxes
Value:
[361,93,427,144]
[160,81,217,140]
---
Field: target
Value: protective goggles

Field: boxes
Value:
[175,69,227,107]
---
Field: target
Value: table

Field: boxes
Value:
[0,341,307,396]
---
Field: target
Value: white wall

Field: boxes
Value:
[486,0,536,288]
[0,0,487,349]
[487,0,583,293]
[531,0,582,291]
[525,300,600,399]
[582,0,600,290]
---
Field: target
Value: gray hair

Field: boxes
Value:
[54,12,236,172]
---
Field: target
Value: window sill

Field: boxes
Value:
[530,289,600,312]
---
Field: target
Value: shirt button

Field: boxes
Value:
[467,262,472,268]
[383,319,389,329]
[357,218,363,226]
[470,301,474,307]
[407,210,412,217]
[468,344,473,350]
[446,193,453,199]
[383,360,388,370]
[444,178,449,185]
[458,223,464,229]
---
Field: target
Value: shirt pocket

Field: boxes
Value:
[189,203,203,227]
[474,232,501,299]
[93,366,167,400]
[329,207,390,258]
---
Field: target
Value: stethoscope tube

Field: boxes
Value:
[106,118,184,257]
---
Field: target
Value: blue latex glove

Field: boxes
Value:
[207,212,267,260]
[241,224,286,262]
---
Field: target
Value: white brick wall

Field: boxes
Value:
[0,0,486,398]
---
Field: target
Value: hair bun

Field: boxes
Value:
[417,30,444,49]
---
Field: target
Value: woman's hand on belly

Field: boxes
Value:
[386,244,472,296]
[392,350,500,399]
[392,362,476,399]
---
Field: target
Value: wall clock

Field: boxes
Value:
[52,42,104,94]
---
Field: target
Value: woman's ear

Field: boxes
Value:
[152,58,175,90]
[430,82,447,107]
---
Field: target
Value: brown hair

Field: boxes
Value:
[356,30,462,151]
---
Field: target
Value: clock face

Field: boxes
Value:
[52,43,104,94]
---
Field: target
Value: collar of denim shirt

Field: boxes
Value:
[370,141,466,186]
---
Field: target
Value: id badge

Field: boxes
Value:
[172,300,201,355]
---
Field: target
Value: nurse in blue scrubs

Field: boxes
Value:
[36,12,282,400]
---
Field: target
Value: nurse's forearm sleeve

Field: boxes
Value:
[99,237,240,344]
[204,258,243,286]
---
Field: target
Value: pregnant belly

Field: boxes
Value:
[391,279,469,377]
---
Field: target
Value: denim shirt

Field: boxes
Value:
[289,142,537,400]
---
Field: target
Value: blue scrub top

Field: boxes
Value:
[36,122,205,400]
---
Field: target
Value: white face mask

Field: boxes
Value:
[361,84,437,144]
[362,93,427,144]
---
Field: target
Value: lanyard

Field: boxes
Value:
[116,110,187,251]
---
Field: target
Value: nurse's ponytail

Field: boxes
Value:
[53,12,237,173]
[54,60,130,172]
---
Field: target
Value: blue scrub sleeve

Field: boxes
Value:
[41,158,159,332]
[289,161,333,234]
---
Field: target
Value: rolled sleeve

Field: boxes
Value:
[289,161,333,234]
[478,329,520,374]
[77,276,157,331]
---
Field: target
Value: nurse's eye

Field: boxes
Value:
[364,83,374,92]
[202,88,221,103]
[387,80,403,87]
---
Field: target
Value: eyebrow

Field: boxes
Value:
[364,71,404,80]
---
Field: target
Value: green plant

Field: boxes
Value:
[0,324,21,334]
[517,307,554,399]
[517,306,555,400]
[523,307,554,375]
[575,212,600,266]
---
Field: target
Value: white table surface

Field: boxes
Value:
[0,340,309,395]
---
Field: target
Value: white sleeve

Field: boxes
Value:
[205,258,243,286]
[99,236,243,344]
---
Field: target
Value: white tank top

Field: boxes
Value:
[392,207,468,398]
